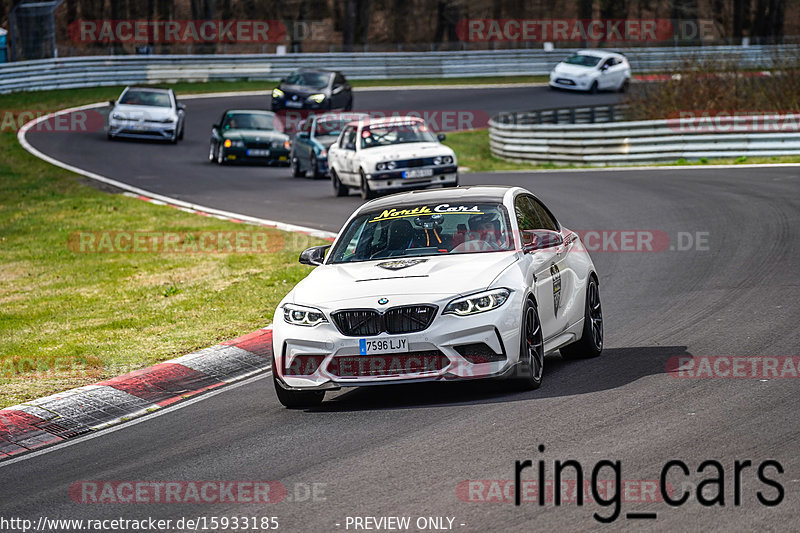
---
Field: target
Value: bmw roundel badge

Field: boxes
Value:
[378,298,389,305]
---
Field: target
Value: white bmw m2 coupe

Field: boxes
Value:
[272,186,603,408]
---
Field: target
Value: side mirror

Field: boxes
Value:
[522,230,563,253]
[109,100,115,106]
[299,245,330,266]
[297,131,310,139]
[177,103,186,111]
[437,133,447,141]
[601,64,610,71]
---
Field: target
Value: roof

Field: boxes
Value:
[223,109,275,115]
[358,186,518,212]
[125,86,172,93]
[351,115,426,127]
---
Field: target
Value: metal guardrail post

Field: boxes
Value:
[609,106,615,122]
[589,107,596,124]
[569,108,576,124]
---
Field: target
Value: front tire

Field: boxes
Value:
[291,156,306,178]
[216,145,226,165]
[619,79,630,93]
[310,153,322,179]
[516,298,544,390]
[273,374,325,409]
[360,170,376,200]
[332,170,348,197]
[589,81,599,94]
[208,142,216,163]
[560,276,603,359]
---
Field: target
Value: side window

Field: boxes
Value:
[340,126,356,149]
[530,197,559,231]
[515,195,538,232]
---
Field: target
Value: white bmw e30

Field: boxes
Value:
[271,186,603,408]
[328,116,458,200]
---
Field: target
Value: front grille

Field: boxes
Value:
[384,306,436,334]
[556,78,575,86]
[332,305,437,336]
[327,350,449,377]
[331,310,381,336]
[395,157,436,169]
[454,343,507,364]
[247,141,272,149]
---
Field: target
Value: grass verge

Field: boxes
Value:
[0,88,334,409]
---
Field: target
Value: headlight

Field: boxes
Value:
[443,155,453,164]
[376,161,397,171]
[111,112,123,120]
[160,116,176,123]
[444,288,511,316]
[223,139,245,148]
[433,156,442,165]
[283,304,327,327]
[284,140,291,150]
[319,149,327,157]
[272,88,284,98]
[307,93,326,103]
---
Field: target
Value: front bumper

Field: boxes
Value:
[272,97,329,111]
[367,165,458,192]
[549,76,594,91]
[220,147,290,165]
[108,119,177,140]
[272,293,524,390]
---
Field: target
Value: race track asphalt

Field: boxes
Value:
[4,85,799,532]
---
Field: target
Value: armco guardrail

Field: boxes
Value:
[489,113,800,165]
[495,104,625,125]
[0,44,796,94]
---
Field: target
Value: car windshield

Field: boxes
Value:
[119,90,171,107]
[563,54,602,67]
[284,71,331,89]
[222,113,275,130]
[328,203,514,263]
[360,122,436,149]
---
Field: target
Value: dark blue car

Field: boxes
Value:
[290,112,368,179]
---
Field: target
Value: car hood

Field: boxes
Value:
[290,251,519,307]
[111,104,175,120]
[552,63,597,77]
[279,84,328,97]
[222,129,288,142]
[360,142,455,163]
